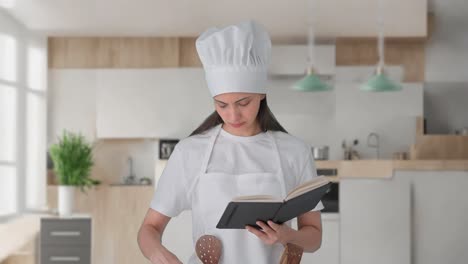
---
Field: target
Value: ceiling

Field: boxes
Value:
[2,0,427,37]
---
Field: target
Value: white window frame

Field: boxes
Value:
[0,10,47,222]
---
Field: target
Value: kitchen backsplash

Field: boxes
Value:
[75,139,159,185]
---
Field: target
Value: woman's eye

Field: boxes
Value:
[219,104,227,108]
[239,102,250,107]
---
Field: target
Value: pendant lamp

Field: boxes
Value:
[293,0,332,92]
[360,0,402,92]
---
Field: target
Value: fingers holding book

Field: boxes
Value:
[245,220,294,246]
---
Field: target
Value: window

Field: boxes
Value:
[0,33,18,218]
[0,33,16,82]
[0,18,47,219]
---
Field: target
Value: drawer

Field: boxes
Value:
[41,245,90,264]
[41,219,91,246]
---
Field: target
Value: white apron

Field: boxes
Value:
[188,124,291,264]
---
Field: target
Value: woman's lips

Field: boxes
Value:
[230,122,245,128]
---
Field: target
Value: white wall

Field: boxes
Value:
[424,82,468,134]
[47,70,97,143]
[269,67,423,160]
[426,0,468,82]
[423,0,468,134]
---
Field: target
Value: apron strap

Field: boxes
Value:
[200,124,223,174]
[186,124,223,198]
[267,130,288,198]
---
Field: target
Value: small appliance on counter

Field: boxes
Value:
[317,168,339,213]
[159,139,179,160]
[392,151,409,160]
[312,146,329,160]
[139,177,152,185]
[342,139,360,160]
[454,127,468,135]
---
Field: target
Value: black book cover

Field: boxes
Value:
[216,182,332,229]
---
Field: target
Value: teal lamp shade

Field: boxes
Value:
[293,68,332,92]
[361,66,402,92]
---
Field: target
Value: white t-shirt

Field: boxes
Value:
[151,125,324,217]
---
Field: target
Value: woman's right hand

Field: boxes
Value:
[149,246,183,264]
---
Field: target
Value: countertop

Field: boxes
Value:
[316,159,468,179]
[155,159,468,181]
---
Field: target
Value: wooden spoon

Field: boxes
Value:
[195,235,222,264]
[279,243,304,264]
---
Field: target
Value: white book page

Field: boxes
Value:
[232,195,282,203]
[285,176,330,201]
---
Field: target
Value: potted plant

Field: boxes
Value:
[49,130,100,216]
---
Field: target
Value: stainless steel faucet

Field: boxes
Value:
[367,132,380,159]
[125,156,136,184]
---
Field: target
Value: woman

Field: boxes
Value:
[137,20,324,264]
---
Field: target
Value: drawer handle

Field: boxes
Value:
[50,231,81,237]
[50,256,80,262]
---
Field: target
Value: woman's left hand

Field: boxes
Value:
[246,220,294,246]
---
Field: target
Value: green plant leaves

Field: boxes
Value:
[49,130,100,192]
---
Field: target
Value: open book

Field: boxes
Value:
[216,176,331,229]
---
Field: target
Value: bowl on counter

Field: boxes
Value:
[312,146,329,160]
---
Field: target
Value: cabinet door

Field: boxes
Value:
[291,214,340,264]
[340,177,411,264]
[96,68,213,138]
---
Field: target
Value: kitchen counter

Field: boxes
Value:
[316,159,468,179]
[47,185,155,264]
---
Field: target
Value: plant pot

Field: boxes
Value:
[58,185,75,217]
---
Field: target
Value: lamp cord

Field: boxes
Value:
[307,0,316,69]
[377,0,385,69]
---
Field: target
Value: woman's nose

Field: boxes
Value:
[228,106,241,120]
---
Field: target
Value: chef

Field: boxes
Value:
[137,20,324,264]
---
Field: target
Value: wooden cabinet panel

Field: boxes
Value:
[48,38,99,68]
[49,37,179,68]
[179,37,201,67]
[49,36,425,83]
[336,38,425,82]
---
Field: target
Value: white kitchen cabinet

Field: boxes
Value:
[292,213,340,264]
[305,214,340,264]
[340,177,411,264]
[48,70,98,141]
[96,68,213,139]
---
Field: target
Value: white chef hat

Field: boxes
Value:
[196,20,272,97]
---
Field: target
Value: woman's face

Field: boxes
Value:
[213,92,265,133]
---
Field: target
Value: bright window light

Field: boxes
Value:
[0,0,15,9]
[0,166,17,217]
[27,45,46,91]
[0,85,16,162]
[0,33,17,82]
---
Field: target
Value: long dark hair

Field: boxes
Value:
[189,96,288,136]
